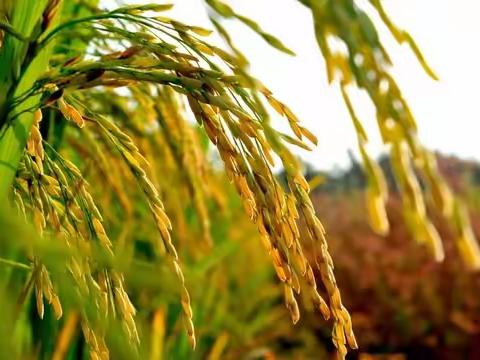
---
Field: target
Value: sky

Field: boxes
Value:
[110,0,480,169]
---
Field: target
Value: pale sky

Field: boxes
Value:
[109,0,480,169]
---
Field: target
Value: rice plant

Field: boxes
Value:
[0,1,477,359]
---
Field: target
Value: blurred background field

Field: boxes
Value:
[136,152,480,360]
[300,153,480,359]
[196,153,480,360]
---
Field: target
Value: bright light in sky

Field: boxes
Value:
[221,0,480,169]
[107,0,480,169]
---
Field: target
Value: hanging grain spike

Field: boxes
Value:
[94,113,195,346]
[206,0,295,55]
[420,150,454,217]
[284,284,300,324]
[361,145,389,236]
[368,0,439,80]
[58,97,85,128]
[341,85,389,235]
[452,201,480,271]
[391,142,446,261]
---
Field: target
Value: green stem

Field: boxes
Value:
[0,21,29,42]
[0,0,61,201]
[0,257,31,271]
[36,13,125,54]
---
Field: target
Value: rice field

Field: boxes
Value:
[0,1,478,359]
